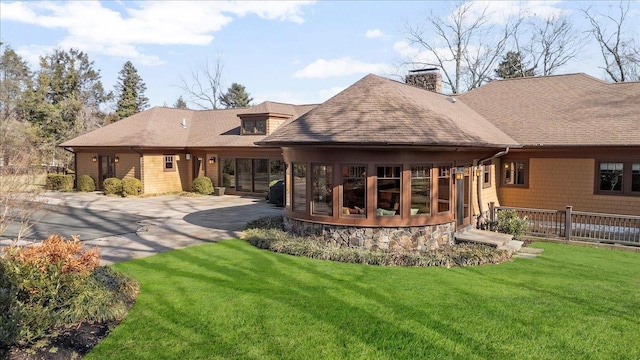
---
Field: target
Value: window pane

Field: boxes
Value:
[293,163,307,212]
[632,164,640,192]
[269,159,285,183]
[515,162,525,185]
[377,165,401,216]
[312,164,333,216]
[438,166,451,212]
[253,159,269,193]
[342,165,366,216]
[599,162,623,191]
[236,158,251,192]
[504,161,526,185]
[411,166,431,216]
[256,120,266,134]
[221,158,235,189]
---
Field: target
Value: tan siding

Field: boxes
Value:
[142,153,190,194]
[76,152,99,187]
[115,153,140,179]
[499,158,640,216]
[471,163,500,217]
[267,118,286,135]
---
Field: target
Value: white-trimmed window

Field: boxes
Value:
[164,155,175,172]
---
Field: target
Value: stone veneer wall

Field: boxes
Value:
[284,217,455,251]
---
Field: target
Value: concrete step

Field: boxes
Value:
[454,228,513,248]
[514,252,538,259]
[518,247,544,254]
[498,240,524,254]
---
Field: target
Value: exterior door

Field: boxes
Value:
[456,167,471,228]
[98,155,116,189]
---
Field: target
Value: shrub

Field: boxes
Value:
[46,174,73,191]
[103,177,122,196]
[222,173,231,188]
[0,235,139,347]
[121,178,143,197]
[496,209,529,239]
[192,176,213,195]
[245,215,284,231]
[243,227,511,268]
[77,175,96,192]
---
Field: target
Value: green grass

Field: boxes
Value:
[87,241,640,360]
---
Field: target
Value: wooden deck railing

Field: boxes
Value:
[490,204,640,247]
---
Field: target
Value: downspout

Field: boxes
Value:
[476,147,509,225]
[62,147,76,188]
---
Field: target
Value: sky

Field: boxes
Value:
[1,1,639,109]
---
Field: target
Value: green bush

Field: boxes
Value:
[46,174,73,191]
[103,177,122,195]
[0,235,139,347]
[222,173,231,188]
[192,176,213,195]
[77,175,96,192]
[243,227,511,268]
[496,209,529,239]
[121,178,143,197]
[245,215,285,231]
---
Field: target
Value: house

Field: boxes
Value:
[61,70,640,249]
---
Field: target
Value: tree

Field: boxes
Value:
[173,95,188,109]
[495,51,535,79]
[583,2,640,82]
[115,61,149,119]
[404,2,514,93]
[514,14,583,76]
[176,54,224,109]
[0,43,32,123]
[219,83,253,108]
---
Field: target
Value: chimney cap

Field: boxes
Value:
[408,67,439,73]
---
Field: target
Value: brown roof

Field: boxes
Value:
[457,73,640,146]
[60,102,317,149]
[260,74,518,147]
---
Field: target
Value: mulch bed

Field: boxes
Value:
[5,320,119,360]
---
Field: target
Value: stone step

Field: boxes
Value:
[454,228,513,248]
[518,247,544,254]
[514,252,538,259]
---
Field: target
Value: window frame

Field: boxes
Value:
[595,160,640,196]
[292,162,307,213]
[482,160,492,189]
[341,164,367,217]
[410,165,432,217]
[163,155,175,172]
[311,163,333,217]
[501,160,529,188]
[436,164,452,214]
[242,119,267,135]
[375,164,402,217]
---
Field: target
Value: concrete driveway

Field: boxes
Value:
[1,192,283,265]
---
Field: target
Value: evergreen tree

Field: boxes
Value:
[218,82,253,109]
[115,61,149,119]
[174,95,188,109]
[495,51,536,79]
[0,43,33,121]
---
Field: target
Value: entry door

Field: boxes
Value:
[455,167,471,227]
[99,155,116,188]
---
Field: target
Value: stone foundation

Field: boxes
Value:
[284,218,455,251]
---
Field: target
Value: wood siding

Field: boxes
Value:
[142,153,191,194]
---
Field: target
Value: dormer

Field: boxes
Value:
[238,101,296,135]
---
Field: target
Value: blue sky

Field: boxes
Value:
[1,1,639,108]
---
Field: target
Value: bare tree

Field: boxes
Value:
[583,2,640,82]
[176,54,224,109]
[404,2,514,93]
[513,14,583,76]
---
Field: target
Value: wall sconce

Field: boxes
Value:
[208,156,216,164]
[475,166,483,177]
[185,153,191,160]
[455,167,464,180]
[92,156,97,163]
[114,156,119,163]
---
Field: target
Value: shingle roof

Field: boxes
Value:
[260,74,519,147]
[457,73,640,146]
[60,102,317,148]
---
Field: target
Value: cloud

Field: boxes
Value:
[365,29,384,38]
[459,1,569,25]
[293,57,392,78]
[0,1,315,65]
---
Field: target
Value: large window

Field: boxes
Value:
[342,165,366,216]
[411,166,431,216]
[312,164,333,216]
[292,163,307,212]
[253,159,269,193]
[236,158,252,192]
[503,161,527,186]
[221,158,235,189]
[377,165,401,216]
[270,159,285,183]
[438,166,451,213]
[164,155,175,172]
[596,161,640,196]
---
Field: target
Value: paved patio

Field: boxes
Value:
[1,192,283,265]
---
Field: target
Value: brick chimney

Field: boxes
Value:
[405,68,442,93]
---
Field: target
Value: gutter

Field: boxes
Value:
[476,147,509,224]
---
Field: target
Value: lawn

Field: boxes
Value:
[87,240,640,360]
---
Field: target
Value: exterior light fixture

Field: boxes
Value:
[475,166,483,177]
[455,167,464,180]
[209,156,216,164]
[92,156,97,163]
[114,156,119,163]
[185,153,191,160]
